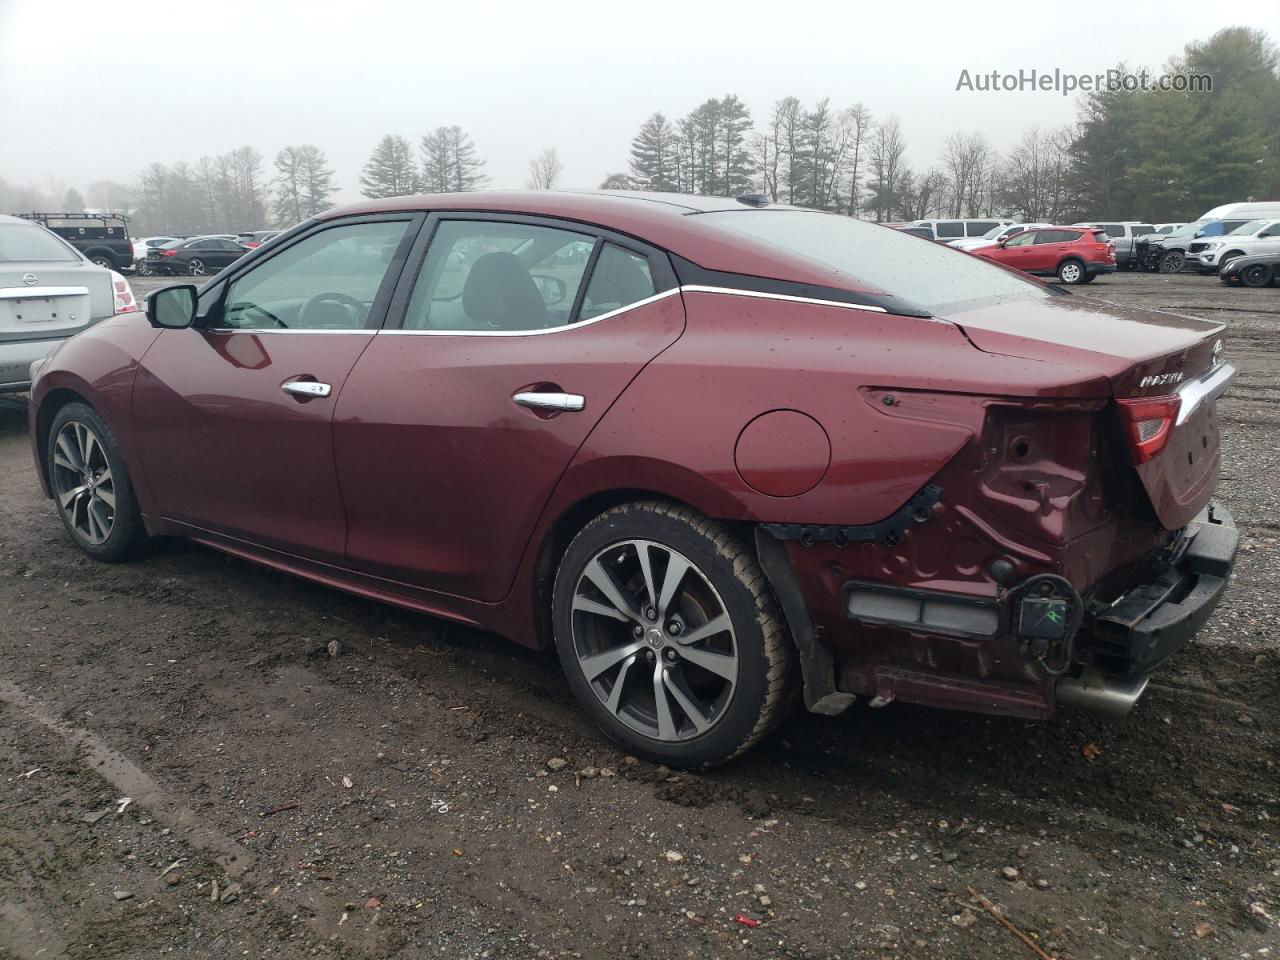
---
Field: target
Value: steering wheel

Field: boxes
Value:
[234,302,287,328]
[298,292,368,328]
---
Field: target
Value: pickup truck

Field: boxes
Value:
[14,213,134,272]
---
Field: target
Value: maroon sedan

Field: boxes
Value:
[28,192,1238,767]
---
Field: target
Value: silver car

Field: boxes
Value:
[0,214,132,392]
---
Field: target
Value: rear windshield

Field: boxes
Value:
[0,223,80,262]
[700,209,1051,314]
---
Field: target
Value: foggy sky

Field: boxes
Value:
[3,0,1278,204]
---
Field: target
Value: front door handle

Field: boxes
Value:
[513,391,585,412]
[282,381,332,399]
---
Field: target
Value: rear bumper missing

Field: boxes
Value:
[1086,500,1238,681]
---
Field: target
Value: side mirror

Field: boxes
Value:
[146,284,198,329]
[531,274,567,306]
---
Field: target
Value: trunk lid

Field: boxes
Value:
[942,293,1227,531]
[0,261,115,342]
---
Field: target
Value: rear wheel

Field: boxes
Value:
[188,258,207,276]
[1158,250,1186,273]
[46,403,144,562]
[1056,259,1085,284]
[552,501,794,768]
[1241,263,1274,288]
[89,255,113,269]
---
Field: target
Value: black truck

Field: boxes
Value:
[14,212,133,271]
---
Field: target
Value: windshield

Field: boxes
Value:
[700,209,1051,315]
[0,223,80,262]
[1166,221,1208,239]
[1227,219,1267,236]
[980,224,1007,240]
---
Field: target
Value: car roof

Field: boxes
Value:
[319,190,886,291]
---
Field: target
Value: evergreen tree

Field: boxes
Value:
[359,134,417,198]
[419,126,488,193]
[63,187,86,211]
[628,113,678,191]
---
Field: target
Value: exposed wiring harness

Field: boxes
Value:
[1008,573,1083,676]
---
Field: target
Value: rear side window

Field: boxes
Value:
[0,223,79,262]
[1035,230,1075,243]
[580,244,657,320]
[404,220,596,332]
[1097,224,1125,237]
[935,222,964,238]
[702,210,1051,314]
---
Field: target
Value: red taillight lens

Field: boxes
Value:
[1116,395,1181,464]
[161,249,176,257]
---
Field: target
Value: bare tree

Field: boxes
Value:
[941,132,999,217]
[526,147,564,190]
[841,104,874,217]
[866,116,908,222]
[999,126,1077,221]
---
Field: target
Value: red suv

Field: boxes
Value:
[972,226,1116,284]
[28,193,1236,768]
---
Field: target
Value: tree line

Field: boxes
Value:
[4,27,1273,235]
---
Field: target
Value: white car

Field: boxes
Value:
[1188,219,1280,273]
[950,223,1051,252]
[0,214,136,392]
[132,236,180,275]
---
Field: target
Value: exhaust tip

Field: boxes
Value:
[1056,668,1149,719]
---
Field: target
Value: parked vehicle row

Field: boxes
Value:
[27,191,1238,767]
[144,236,253,276]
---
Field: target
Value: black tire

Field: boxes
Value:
[1079,272,1097,283]
[46,402,144,562]
[1241,263,1274,288]
[1158,250,1185,274]
[1056,258,1086,284]
[552,501,795,768]
[188,258,206,276]
[1218,252,1244,273]
[89,255,114,270]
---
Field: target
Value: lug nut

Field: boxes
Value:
[646,649,656,662]
[644,605,657,621]
[632,624,644,638]
[664,649,678,663]
[667,621,682,635]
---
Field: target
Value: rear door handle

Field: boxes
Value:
[513,391,585,412]
[282,381,332,398]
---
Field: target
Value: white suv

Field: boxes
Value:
[1188,219,1280,273]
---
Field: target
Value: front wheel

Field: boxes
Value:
[46,403,144,562]
[1241,263,1274,287]
[1056,259,1086,284]
[1159,251,1186,274]
[552,502,794,768]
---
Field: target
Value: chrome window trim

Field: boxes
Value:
[378,287,682,337]
[1175,361,1235,426]
[679,284,887,313]
[202,327,376,335]
[198,283,895,337]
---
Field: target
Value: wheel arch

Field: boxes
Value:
[33,386,94,497]
[527,469,753,649]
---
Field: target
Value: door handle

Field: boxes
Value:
[513,391,585,412]
[282,381,332,398]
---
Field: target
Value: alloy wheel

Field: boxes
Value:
[1059,262,1082,283]
[569,540,739,742]
[188,258,206,276]
[51,421,116,546]
[1160,252,1185,273]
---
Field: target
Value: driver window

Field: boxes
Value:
[219,220,408,331]
[403,220,596,332]
[1004,231,1036,247]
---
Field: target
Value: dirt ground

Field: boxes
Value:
[1,272,1277,960]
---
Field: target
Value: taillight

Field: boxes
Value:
[109,271,138,314]
[161,249,177,257]
[1116,395,1181,464]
